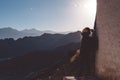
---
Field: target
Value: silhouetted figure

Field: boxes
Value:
[80,27,91,75]
[75,27,98,76]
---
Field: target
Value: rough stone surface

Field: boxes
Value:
[96,0,120,79]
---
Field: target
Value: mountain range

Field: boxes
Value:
[0,30,82,80]
[0,27,56,39]
[0,31,81,58]
[0,28,98,80]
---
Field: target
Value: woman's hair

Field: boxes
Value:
[82,27,91,36]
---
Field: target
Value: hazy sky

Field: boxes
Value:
[0,0,96,32]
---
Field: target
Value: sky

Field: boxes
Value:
[0,0,96,32]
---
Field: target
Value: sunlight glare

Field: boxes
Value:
[84,0,96,15]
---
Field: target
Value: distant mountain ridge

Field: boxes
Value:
[0,31,81,58]
[0,27,56,39]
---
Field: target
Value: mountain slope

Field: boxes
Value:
[0,42,80,74]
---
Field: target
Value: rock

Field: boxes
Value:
[96,0,120,79]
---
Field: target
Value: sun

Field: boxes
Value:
[70,0,97,30]
[72,0,96,15]
[84,0,96,15]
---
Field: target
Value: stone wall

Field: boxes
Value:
[96,0,120,79]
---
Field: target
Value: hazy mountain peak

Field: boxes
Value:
[0,27,57,39]
[21,28,39,32]
[0,27,18,31]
